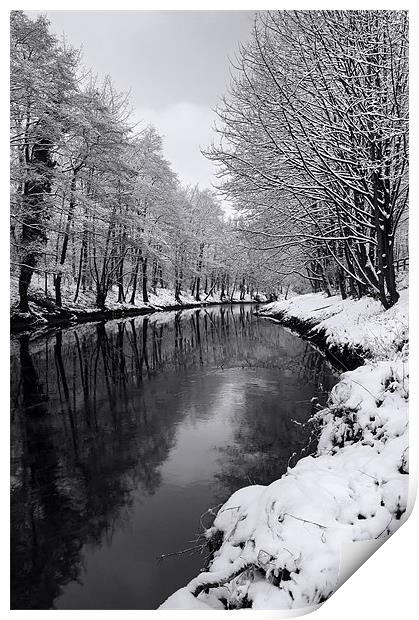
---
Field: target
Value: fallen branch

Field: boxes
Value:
[188,558,255,597]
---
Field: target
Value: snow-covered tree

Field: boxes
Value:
[207,10,408,307]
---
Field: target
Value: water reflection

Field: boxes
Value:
[10,305,336,609]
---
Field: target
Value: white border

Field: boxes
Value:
[2,2,417,619]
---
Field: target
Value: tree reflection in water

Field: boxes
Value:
[10,305,336,609]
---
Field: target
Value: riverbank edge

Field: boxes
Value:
[10,296,259,335]
[160,292,409,611]
[255,307,365,372]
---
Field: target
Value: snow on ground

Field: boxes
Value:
[10,274,255,319]
[147,287,215,308]
[160,290,409,611]
[147,287,253,308]
[261,289,408,360]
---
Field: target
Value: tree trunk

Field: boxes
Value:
[195,241,204,302]
[142,256,149,303]
[96,288,107,308]
[338,268,347,300]
[55,172,78,307]
[18,137,54,312]
[74,243,84,303]
[152,259,158,295]
[195,275,201,302]
[18,261,35,313]
[175,265,183,303]
[129,249,141,305]
[117,251,126,303]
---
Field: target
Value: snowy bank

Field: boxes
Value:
[10,276,257,333]
[160,291,409,611]
[259,289,408,368]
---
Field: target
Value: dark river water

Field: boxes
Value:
[10,304,337,610]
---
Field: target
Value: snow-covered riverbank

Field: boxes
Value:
[260,290,408,361]
[160,290,409,611]
[10,277,262,333]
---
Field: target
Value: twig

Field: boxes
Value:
[282,512,327,529]
[158,542,207,562]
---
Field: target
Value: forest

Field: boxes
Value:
[11,10,408,324]
[208,10,408,309]
[10,11,264,322]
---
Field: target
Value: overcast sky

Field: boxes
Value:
[27,10,254,202]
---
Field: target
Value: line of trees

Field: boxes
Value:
[207,10,408,308]
[10,11,266,314]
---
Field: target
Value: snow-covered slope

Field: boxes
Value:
[160,290,409,611]
[261,289,408,360]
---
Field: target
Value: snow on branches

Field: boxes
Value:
[207,10,408,308]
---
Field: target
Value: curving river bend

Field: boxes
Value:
[10,304,337,609]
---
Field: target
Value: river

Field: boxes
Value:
[10,304,337,609]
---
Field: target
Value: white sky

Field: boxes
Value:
[27,10,254,207]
